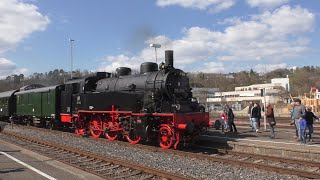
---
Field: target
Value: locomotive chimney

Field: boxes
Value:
[165,50,174,68]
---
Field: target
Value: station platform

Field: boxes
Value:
[200,126,320,162]
[0,138,103,180]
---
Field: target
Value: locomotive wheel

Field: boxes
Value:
[105,130,118,141]
[159,126,173,149]
[47,121,54,130]
[105,122,118,141]
[126,129,141,144]
[75,115,86,136]
[26,119,32,126]
[75,128,86,135]
[89,117,102,138]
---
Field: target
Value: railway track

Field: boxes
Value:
[190,145,320,179]
[0,131,190,180]
[2,123,320,179]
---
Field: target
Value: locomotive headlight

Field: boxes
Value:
[172,104,181,111]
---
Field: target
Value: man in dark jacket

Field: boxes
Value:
[251,103,260,132]
[305,107,318,141]
[248,101,254,127]
[257,103,262,129]
[226,105,237,133]
[266,103,276,139]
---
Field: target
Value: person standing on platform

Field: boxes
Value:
[219,112,227,133]
[226,105,237,133]
[251,103,260,132]
[257,103,262,130]
[292,99,305,140]
[305,107,318,142]
[266,103,276,139]
[299,115,307,144]
[248,101,254,127]
[290,102,296,126]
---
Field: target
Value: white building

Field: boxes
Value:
[271,76,290,91]
[207,77,290,106]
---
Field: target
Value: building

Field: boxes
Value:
[192,88,219,104]
[206,77,290,109]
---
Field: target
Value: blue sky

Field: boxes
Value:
[0,0,319,78]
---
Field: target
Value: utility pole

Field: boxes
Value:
[69,39,75,79]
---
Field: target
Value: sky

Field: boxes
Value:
[0,0,319,78]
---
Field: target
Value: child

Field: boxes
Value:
[299,115,307,144]
[220,113,227,133]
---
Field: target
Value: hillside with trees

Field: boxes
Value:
[189,66,320,97]
[1,66,320,97]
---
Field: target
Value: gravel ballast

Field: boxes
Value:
[1,125,305,180]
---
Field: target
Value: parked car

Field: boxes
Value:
[209,104,224,111]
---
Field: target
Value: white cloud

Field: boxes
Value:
[0,0,48,79]
[254,63,287,73]
[99,5,315,73]
[0,58,28,78]
[246,0,289,9]
[156,0,235,13]
[198,62,225,73]
[0,0,50,53]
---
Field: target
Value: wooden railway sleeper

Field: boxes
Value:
[113,170,142,179]
[86,163,111,169]
[138,174,155,180]
[114,167,130,174]
[79,160,102,167]
[76,158,96,165]
[238,157,250,161]
[95,165,120,172]
[61,154,81,160]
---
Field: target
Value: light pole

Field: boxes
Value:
[150,43,161,64]
[69,38,75,79]
[263,88,267,131]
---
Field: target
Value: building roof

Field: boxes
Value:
[0,90,19,98]
[15,85,58,95]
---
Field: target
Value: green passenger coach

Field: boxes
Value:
[0,90,19,119]
[15,85,61,127]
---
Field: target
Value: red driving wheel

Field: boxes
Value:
[126,129,141,144]
[159,125,173,149]
[104,122,118,141]
[75,116,86,135]
[89,116,102,138]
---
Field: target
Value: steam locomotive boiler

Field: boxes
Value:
[70,50,209,149]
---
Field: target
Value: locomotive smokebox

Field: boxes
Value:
[165,50,174,68]
[116,67,131,76]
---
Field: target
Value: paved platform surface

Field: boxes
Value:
[201,126,320,161]
[208,126,319,144]
[0,138,104,180]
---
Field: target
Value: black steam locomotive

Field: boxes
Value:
[0,50,209,149]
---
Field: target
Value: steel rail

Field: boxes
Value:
[2,131,192,180]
